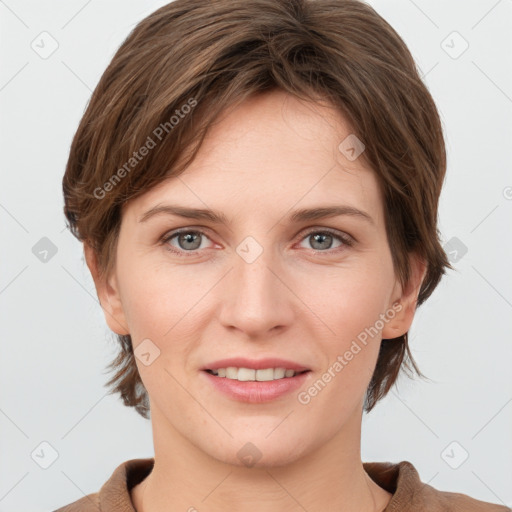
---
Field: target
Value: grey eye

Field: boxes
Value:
[173,231,205,251]
[308,232,335,250]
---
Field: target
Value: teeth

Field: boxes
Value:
[209,367,303,381]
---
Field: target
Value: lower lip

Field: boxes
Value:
[201,370,311,403]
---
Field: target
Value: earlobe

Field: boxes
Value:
[381,253,427,339]
[83,243,130,336]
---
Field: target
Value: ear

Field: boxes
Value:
[83,243,130,336]
[381,252,427,339]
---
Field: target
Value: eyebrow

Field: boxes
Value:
[138,204,374,226]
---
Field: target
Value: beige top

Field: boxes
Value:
[54,458,510,511]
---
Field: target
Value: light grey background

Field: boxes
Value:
[0,1,511,510]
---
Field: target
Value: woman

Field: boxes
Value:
[55,0,509,510]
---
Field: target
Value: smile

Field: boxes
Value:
[205,367,310,381]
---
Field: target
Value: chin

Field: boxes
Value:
[207,436,309,469]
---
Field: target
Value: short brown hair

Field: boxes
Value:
[63,0,453,419]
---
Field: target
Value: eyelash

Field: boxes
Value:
[160,227,355,258]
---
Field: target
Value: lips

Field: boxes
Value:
[201,357,310,372]
[201,367,311,403]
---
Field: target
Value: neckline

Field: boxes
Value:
[123,458,403,511]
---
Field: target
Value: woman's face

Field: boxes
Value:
[94,90,422,467]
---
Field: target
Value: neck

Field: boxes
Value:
[131,405,392,512]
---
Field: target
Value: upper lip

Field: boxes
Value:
[201,357,311,372]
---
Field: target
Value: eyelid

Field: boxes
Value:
[160,227,217,251]
[299,226,355,245]
[160,225,355,256]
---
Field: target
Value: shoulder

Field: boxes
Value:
[52,457,154,512]
[426,489,511,512]
[53,492,100,511]
[364,460,510,512]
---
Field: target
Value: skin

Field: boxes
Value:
[86,89,426,512]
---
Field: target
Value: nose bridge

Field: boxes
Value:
[218,238,292,335]
[237,244,279,299]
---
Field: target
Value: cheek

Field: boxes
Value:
[116,260,207,392]
[300,265,392,392]
[299,287,386,419]
[117,258,201,339]
[298,263,393,339]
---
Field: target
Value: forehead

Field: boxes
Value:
[125,90,384,228]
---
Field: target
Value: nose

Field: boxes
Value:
[217,246,295,338]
